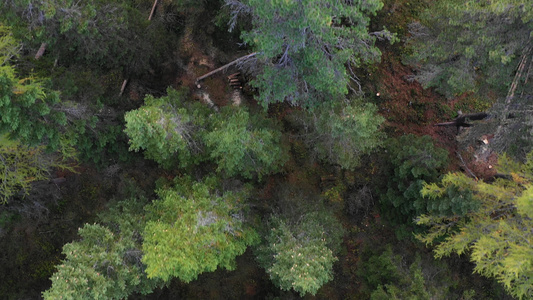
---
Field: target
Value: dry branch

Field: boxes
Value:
[35,43,47,60]
[195,52,257,87]
[148,0,158,21]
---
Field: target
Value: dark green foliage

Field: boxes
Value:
[359,246,401,291]
[405,0,533,98]
[306,98,385,170]
[369,255,432,300]
[381,134,449,224]
[142,176,259,283]
[43,197,160,300]
[225,0,392,108]
[358,246,450,300]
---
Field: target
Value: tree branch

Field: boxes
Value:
[195,52,258,86]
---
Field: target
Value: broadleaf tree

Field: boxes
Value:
[307,98,385,170]
[204,106,287,179]
[124,88,210,169]
[256,201,344,297]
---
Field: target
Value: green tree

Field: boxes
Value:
[380,134,449,225]
[416,152,533,299]
[256,209,343,296]
[124,88,209,169]
[204,106,287,179]
[405,0,533,98]
[305,98,385,170]
[125,89,287,178]
[225,0,393,108]
[0,135,75,204]
[142,176,259,282]
[43,197,160,300]
[0,25,66,148]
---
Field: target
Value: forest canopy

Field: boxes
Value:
[0,0,531,299]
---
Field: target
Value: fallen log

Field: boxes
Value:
[195,52,257,87]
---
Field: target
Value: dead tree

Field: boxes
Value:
[434,112,489,132]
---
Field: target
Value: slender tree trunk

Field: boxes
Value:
[195,52,257,87]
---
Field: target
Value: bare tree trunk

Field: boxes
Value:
[119,79,128,96]
[148,0,158,21]
[195,52,257,87]
[35,43,47,60]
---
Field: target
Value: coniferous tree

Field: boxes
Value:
[225,0,393,108]
[43,197,160,300]
[142,176,259,283]
[405,0,533,98]
[416,152,533,299]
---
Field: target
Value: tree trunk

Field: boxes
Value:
[195,52,257,87]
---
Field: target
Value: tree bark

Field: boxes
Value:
[148,0,158,21]
[195,52,257,87]
[35,43,47,60]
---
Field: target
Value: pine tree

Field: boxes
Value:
[405,0,533,98]
[225,0,393,108]
[43,197,160,300]
[142,176,259,282]
[416,152,533,299]
[0,25,66,148]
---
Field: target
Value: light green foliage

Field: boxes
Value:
[381,134,449,224]
[142,176,259,283]
[405,0,533,98]
[205,106,287,179]
[257,210,343,296]
[0,27,65,148]
[416,152,533,299]
[0,25,18,65]
[226,0,391,107]
[125,89,287,177]
[43,198,160,300]
[0,136,75,204]
[311,99,385,170]
[124,88,209,168]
